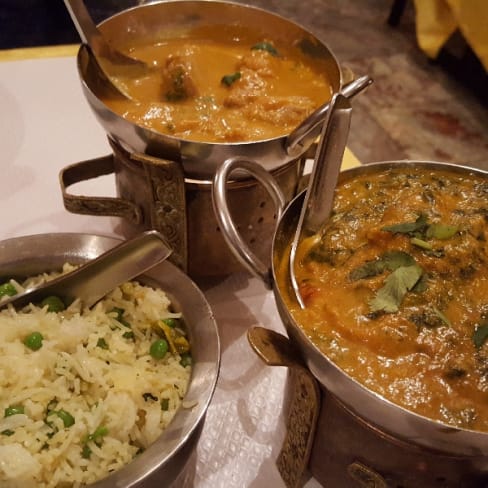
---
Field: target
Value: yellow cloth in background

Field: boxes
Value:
[413,0,488,71]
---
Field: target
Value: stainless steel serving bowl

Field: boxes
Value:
[213,159,488,460]
[77,0,343,179]
[0,233,220,487]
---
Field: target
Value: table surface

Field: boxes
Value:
[0,45,360,487]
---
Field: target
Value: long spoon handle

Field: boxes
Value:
[289,94,352,308]
[301,94,353,235]
[63,0,103,49]
[0,230,172,310]
[285,75,371,157]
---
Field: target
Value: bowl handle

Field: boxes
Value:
[59,154,143,224]
[212,157,286,288]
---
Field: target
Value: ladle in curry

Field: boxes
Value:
[289,93,352,308]
[64,0,153,99]
[0,230,172,311]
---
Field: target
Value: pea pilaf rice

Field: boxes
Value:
[0,264,192,487]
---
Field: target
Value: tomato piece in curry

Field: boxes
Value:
[280,166,488,432]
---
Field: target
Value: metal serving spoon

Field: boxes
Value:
[64,0,154,99]
[285,75,371,158]
[0,230,172,310]
[289,93,352,308]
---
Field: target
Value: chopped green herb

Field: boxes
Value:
[96,338,109,350]
[122,331,135,340]
[161,398,170,411]
[109,307,131,328]
[251,41,279,56]
[82,425,109,458]
[382,214,428,235]
[411,272,429,293]
[81,444,92,459]
[221,72,241,87]
[349,251,415,281]
[0,282,17,297]
[4,405,24,417]
[410,237,433,250]
[1,429,14,436]
[180,353,192,368]
[48,409,75,428]
[426,223,458,240]
[473,322,488,349]
[369,264,423,313]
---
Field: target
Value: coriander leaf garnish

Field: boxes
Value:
[383,214,458,243]
[251,42,279,56]
[410,237,433,250]
[221,72,241,87]
[349,251,415,281]
[382,214,428,235]
[473,321,488,348]
[426,223,458,240]
[369,264,423,313]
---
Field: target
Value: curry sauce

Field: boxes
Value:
[280,166,488,431]
[102,27,333,143]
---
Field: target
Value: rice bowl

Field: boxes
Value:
[0,233,220,487]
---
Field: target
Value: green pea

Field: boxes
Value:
[4,405,24,417]
[162,318,179,328]
[41,296,65,312]
[150,339,169,359]
[0,282,17,298]
[24,331,44,351]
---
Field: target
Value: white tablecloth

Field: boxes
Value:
[0,52,327,487]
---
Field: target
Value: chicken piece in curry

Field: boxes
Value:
[102,34,333,143]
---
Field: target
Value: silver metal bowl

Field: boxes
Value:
[77,0,343,179]
[0,233,220,487]
[213,159,488,459]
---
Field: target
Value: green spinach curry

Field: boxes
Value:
[280,166,488,431]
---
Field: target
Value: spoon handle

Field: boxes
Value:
[0,231,172,310]
[63,0,145,68]
[289,94,352,308]
[285,75,371,157]
[63,0,102,48]
[302,94,353,235]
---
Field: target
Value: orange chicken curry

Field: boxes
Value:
[279,166,488,431]
[102,28,333,143]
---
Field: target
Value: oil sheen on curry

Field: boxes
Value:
[103,26,333,143]
[279,166,488,431]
